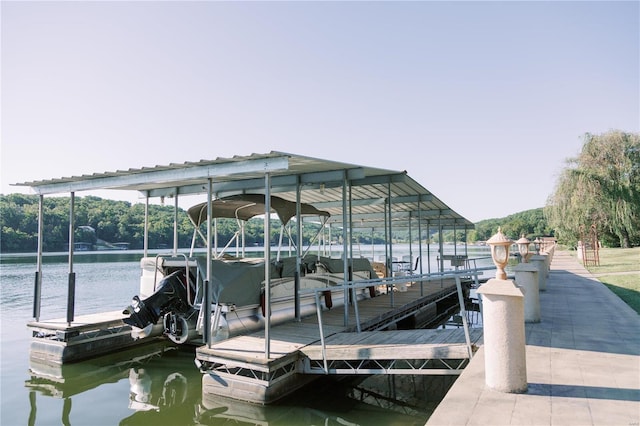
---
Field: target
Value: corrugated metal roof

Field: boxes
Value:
[13,151,474,229]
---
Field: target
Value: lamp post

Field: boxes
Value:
[516,235,530,263]
[487,227,512,280]
[477,227,527,393]
[533,237,541,255]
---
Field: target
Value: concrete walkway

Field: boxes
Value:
[427,250,640,426]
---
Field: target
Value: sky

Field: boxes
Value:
[1,1,638,223]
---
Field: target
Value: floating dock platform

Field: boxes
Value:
[25,276,481,405]
[27,310,162,365]
[197,277,482,405]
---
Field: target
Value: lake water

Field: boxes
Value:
[1,245,493,426]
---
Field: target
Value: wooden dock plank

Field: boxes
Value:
[197,279,470,368]
[301,329,482,361]
[300,279,458,330]
[303,343,470,360]
[321,328,480,347]
[199,322,345,366]
[27,310,127,332]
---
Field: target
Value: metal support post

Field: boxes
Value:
[33,195,44,321]
[264,173,271,358]
[66,192,76,325]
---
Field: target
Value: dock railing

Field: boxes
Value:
[300,268,482,374]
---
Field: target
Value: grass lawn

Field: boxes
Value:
[584,247,640,314]
[598,275,640,314]
[587,247,640,274]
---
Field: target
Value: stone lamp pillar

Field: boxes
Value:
[477,228,527,393]
[514,263,540,323]
[529,254,547,291]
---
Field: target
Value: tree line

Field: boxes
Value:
[467,208,553,243]
[0,194,369,253]
[1,192,553,253]
[1,194,190,252]
[3,130,636,254]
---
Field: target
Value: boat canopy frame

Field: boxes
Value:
[15,152,472,230]
[186,193,331,260]
[15,151,475,358]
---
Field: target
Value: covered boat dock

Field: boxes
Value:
[16,151,479,403]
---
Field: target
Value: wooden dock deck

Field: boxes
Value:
[27,310,147,364]
[301,328,481,362]
[197,277,481,404]
[25,274,481,404]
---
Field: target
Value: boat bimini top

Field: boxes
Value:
[187,194,330,226]
[186,194,331,259]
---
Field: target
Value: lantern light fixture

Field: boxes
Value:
[487,227,512,280]
[516,234,530,263]
[533,237,542,255]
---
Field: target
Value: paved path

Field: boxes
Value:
[427,250,640,426]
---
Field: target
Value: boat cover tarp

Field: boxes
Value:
[316,256,378,277]
[211,255,378,306]
[188,194,330,226]
[211,259,265,306]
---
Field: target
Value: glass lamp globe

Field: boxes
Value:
[487,227,512,280]
[533,237,541,254]
[516,235,530,263]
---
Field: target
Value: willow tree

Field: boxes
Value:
[545,130,640,248]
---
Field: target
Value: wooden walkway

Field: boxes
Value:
[196,277,481,404]
[28,310,127,333]
[197,278,462,365]
[301,328,482,361]
[300,328,482,376]
[307,279,457,331]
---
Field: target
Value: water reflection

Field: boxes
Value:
[120,360,202,426]
[24,336,461,425]
[26,342,176,398]
[197,376,430,425]
[25,341,202,425]
[128,369,188,412]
